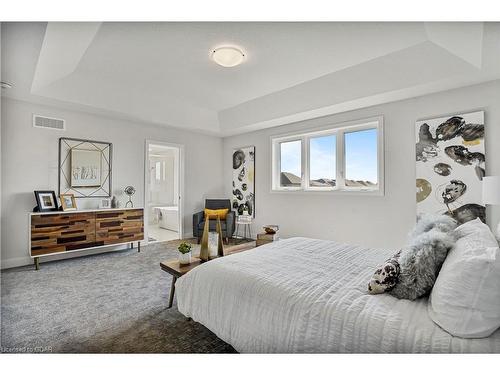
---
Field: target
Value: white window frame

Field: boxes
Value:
[271,116,384,195]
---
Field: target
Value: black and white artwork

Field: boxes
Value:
[71,149,102,187]
[416,111,485,224]
[232,146,255,217]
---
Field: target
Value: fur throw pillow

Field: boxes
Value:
[368,214,457,300]
[389,228,456,300]
[367,251,401,294]
[410,213,458,238]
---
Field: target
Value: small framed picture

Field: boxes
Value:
[99,198,111,209]
[34,190,59,212]
[60,194,77,211]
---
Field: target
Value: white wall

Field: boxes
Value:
[2,80,500,268]
[1,98,224,268]
[223,80,500,250]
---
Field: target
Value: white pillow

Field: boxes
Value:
[428,218,500,338]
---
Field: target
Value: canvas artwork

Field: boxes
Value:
[232,146,255,217]
[416,111,485,224]
[71,149,102,187]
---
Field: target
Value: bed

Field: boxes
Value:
[176,237,500,353]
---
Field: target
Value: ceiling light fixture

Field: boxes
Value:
[211,46,245,67]
[1,81,13,89]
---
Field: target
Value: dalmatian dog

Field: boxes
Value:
[368,251,401,294]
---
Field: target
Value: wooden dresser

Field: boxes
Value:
[30,208,144,269]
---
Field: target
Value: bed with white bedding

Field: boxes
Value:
[176,237,500,353]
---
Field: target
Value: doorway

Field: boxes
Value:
[144,141,184,244]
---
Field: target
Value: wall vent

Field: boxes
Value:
[33,114,65,131]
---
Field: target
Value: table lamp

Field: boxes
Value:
[482,176,500,240]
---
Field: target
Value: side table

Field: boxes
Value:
[235,216,253,240]
[256,232,279,247]
[160,257,203,308]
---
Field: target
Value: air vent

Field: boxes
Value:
[33,115,65,131]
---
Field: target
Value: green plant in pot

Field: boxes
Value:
[178,242,192,265]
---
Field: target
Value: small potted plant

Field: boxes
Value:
[178,242,192,265]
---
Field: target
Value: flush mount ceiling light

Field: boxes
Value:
[211,46,245,67]
[1,81,13,89]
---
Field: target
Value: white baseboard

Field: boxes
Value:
[1,256,32,269]
[1,237,188,270]
[182,232,193,240]
[1,243,134,270]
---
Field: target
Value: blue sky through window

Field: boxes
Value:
[280,128,378,183]
[280,140,301,177]
[309,135,336,180]
[345,128,378,183]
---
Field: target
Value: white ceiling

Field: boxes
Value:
[2,22,500,136]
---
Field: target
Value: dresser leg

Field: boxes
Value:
[131,242,134,249]
[138,241,141,253]
[168,276,177,308]
[34,257,40,271]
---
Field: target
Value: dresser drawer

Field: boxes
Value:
[95,209,144,245]
[31,213,96,256]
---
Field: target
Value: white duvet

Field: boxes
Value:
[176,237,500,353]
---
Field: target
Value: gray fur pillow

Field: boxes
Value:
[368,214,457,300]
[410,213,458,238]
[389,228,456,300]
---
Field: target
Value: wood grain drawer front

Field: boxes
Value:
[31,213,96,256]
[96,209,144,245]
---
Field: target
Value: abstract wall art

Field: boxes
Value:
[232,146,255,217]
[416,111,485,224]
[71,149,102,187]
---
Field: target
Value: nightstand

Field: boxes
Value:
[160,241,256,308]
[160,257,204,308]
[256,232,279,247]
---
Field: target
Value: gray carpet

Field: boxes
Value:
[1,240,237,353]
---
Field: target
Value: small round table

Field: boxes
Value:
[235,217,253,240]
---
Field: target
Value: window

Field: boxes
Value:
[155,161,161,181]
[279,140,302,188]
[344,128,378,187]
[271,116,383,194]
[309,134,336,188]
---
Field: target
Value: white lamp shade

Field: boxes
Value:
[482,176,500,205]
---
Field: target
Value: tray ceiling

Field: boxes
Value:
[2,22,499,136]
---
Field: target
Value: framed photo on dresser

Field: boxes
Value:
[34,190,59,212]
[60,193,77,211]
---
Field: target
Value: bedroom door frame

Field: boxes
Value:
[144,139,185,245]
